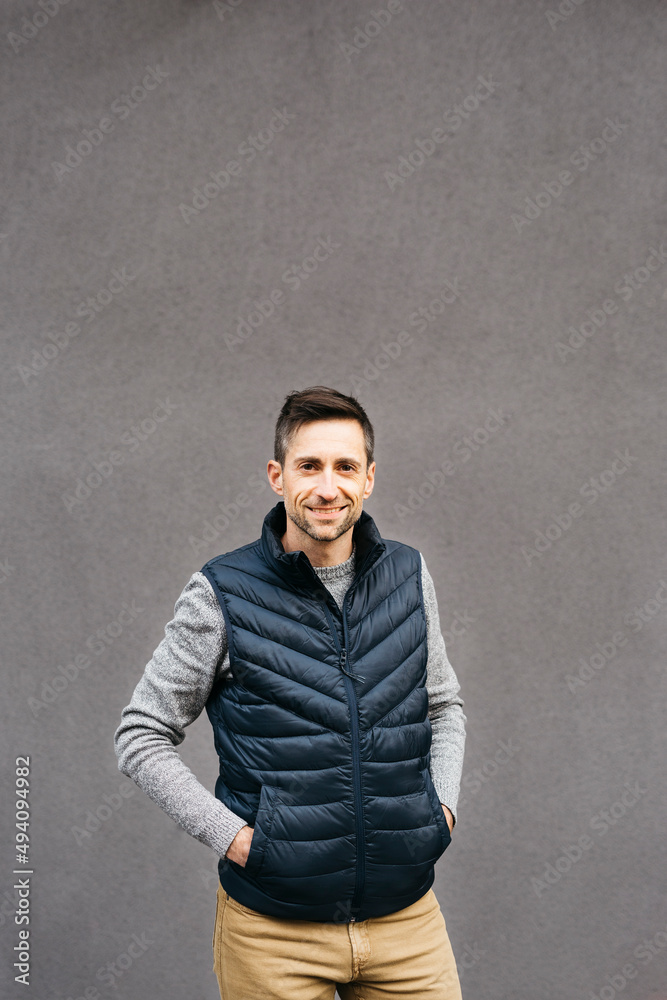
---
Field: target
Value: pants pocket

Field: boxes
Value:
[212,883,226,978]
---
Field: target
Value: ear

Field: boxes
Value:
[267,459,283,496]
[362,460,376,500]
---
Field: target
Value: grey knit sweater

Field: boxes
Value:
[114,545,466,860]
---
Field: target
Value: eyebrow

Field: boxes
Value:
[293,456,362,466]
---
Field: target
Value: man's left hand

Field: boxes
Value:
[441,804,454,833]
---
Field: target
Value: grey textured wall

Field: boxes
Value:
[2,1,666,997]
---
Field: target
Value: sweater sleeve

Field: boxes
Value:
[420,554,467,827]
[113,572,248,859]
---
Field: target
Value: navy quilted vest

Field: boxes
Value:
[202,500,451,922]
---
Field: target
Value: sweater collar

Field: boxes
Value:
[260,500,386,589]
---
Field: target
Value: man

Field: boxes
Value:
[114,385,467,999]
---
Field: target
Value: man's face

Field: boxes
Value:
[269,419,375,544]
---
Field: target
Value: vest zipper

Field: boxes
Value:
[321,597,366,921]
[342,592,366,920]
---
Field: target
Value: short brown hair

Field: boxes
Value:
[274,385,375,469]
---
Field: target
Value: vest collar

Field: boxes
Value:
[260,500,386,589]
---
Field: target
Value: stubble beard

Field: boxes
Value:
[285,498,360,543]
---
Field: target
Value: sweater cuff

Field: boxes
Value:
[432,771,460,826]
[194,799,249,859]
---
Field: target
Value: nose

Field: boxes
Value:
[315,467,338,501]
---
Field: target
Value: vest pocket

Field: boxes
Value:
[244,784,281,878]
[421,768,452,856]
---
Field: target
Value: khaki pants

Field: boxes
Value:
[212,882,463,999]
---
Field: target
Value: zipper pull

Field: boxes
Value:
[339,649,366,682]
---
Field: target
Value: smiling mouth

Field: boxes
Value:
[308,505,347,517]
